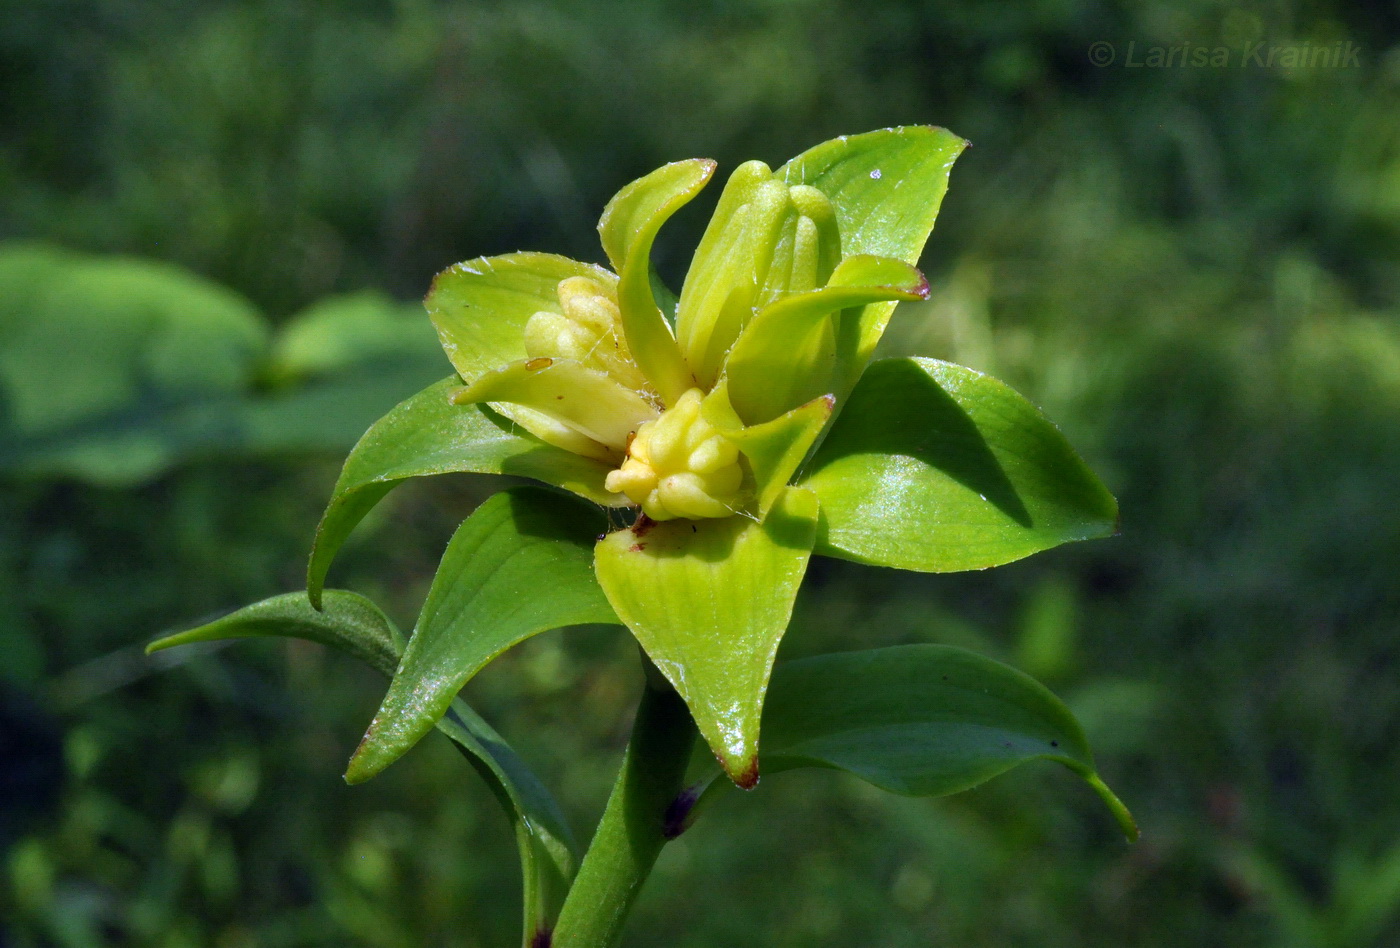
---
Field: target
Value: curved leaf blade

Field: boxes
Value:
[147,591,579,943]
[598,159,714,404]
[307,377,618,607]
[723,253,928,425]
[801,358,1118,571]
[595,487,819,786]
[758,644,1136,838]
[778,126,968,394]
[346,488,616,783]
[427,252,618,387]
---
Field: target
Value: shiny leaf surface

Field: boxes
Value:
[779,126,968,395]
[594,487,819,786]
[801,358,1118,571]
[427,252,618,386]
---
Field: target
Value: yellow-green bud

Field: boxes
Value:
[524,277,650,394]
[604,388,744,520]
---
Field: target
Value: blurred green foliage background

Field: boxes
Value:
[3,0,1399,945]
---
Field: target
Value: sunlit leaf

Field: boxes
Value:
[723,254,928,424]
[801,358,1118,571]
[598,159,714,404]
[307,377,618,607]
[147,591,578,942]
[779,126,967,394]
[427,252,618,386]
[346,488,616,783]
[594,487,818,786]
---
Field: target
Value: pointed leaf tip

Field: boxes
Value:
[595,487,818,785]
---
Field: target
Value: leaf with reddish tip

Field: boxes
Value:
[779,126,967,396]
[427,252,618,387]
[801,358,1118,572]
[598,159,715,405]
[346,488,616,784]
[594,487,819,784]
[723,254,928,425]
[146,590,579,940]
[307,377,618,608]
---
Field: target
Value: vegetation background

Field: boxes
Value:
[3,1,1399,945]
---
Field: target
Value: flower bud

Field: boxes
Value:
[604,388,744,520]
[524,277,650,394]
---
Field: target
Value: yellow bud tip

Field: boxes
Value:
[607,388,745,520]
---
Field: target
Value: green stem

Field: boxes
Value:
[551,662,697,948]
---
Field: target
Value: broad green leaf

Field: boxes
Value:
[452,357,655,454]
[723,254,928,424]
[595,487,819,786]
[147,591,578,944]
[702,383,833,516]
[307,377,618,607]
[750,645,1136,838]
[346,488,616,783]
[427,252,618,386]
[598,159,714,404]
[779,126,967,395]
[801,358,1118,571]
[675,161,791,388]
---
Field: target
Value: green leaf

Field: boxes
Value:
[594,487,819,786]
[147,589,405,676]
[346,488,616,783]
[427,251,618,386]
[307,377,618,607]
[147,591,578,944]
[598,159,714,405]
[754,644,1136,838]
[801,358,1118,571]
[778,126,967,394]
[723,254,928,425]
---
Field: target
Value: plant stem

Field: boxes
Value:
[551,661,697,948]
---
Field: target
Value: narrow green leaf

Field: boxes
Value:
[427,251,618,386]
[598,159,714,405]
[346,488,616,783]
[148,590,404,676]
[307,377,618,607]
[778,126,968,394]
[801,358,1118,571]
[148,591,579,943]
[723,254,928,425]
[755,644,1136,838]
[594,487,819,786]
